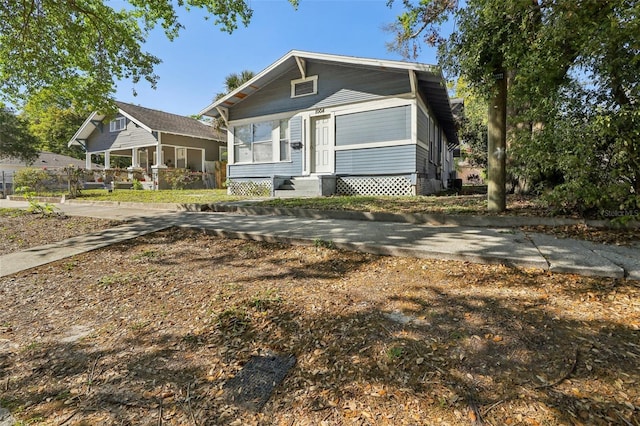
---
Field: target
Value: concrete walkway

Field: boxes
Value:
[1,200,638,279]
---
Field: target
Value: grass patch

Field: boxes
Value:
[77,189,249,204]
[12,188,551,217]
[256,194,547,216]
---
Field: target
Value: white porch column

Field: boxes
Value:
[104,151,111,169]
[85,153,92,170]
[153,133,163,167]
[132,148,139,167]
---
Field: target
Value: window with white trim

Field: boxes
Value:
[233,119,291,164]
[291,75,318,98]
[234,122,273,163]
[109,117,126,132]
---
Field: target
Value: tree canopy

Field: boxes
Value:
[0,0,296,111]
[20,89,90,159]
[0,106,39,162]
[387,0,640,217]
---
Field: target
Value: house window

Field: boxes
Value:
[109,117,126,132]
[233,119,292,164]
[279,119,290,161]
[291,75,318,98]
[234,121,273,163]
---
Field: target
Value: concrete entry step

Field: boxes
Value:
[275,177,320,197]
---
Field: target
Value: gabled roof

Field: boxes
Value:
[199,50,459,145]
[69,101,223,147]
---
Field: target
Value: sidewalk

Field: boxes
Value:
[1,200,638,279]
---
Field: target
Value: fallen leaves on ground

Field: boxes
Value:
[0,209,121,256]
[1,218,639,425]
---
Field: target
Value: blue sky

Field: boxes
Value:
[114,0,448,116]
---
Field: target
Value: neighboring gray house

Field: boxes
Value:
[199,50,459,197]
[68,101,226,181]
[0,151,100,195]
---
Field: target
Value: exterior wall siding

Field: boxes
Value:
[229,149,302,178]
[162,134,222,162]
[290,116,302,143]
[335,144,416,175]
[416,144,429,175]
[335,106,410,146]
[230,63,410,121]
[86,116,156,152]
[417,106,429,146]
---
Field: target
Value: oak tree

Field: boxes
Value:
[0,0,296,111]
[0,106,39,162]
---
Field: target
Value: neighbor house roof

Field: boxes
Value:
[0,151,102,169]
[69,101,223,147]
[198,50,459,146]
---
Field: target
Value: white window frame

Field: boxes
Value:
[290,75,318,98]
[231,117,293,165]
[279,118,290,162]
[109,117,126,132]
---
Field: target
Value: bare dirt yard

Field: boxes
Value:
[0,210,122,256]
[1,211,639,425]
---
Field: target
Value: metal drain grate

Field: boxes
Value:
[223,353,296,411]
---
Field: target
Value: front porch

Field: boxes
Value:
[82,146,224,190]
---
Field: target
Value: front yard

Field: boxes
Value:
[1,213,639,425]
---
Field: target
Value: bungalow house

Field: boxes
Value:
[198,50,459,197]
[68,101,226,189]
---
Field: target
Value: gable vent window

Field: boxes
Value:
[291,75,318,98]
[110,117,126,132]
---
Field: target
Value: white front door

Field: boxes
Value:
[311,115,332,173]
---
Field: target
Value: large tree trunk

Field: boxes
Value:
[487,70,508,212]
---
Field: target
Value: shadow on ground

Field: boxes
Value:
[1,228,638,425]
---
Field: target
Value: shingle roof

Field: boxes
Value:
[0,151,98,169]
[115,101,222,141]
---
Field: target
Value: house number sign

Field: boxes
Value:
[315,108,325,114]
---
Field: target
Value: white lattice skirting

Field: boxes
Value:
[228,180,272,196]
[336,176,414,196]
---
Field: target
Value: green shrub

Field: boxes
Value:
[13,168,51,194]
[164,168,200,190]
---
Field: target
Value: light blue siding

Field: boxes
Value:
[86,116,157,152]
[335,106,410,146]
[230,63,410,120]
[416,144,428,175]
[417,107,429,145]
[335,144,416,175]
[229,150,302,178]
[290,116,302,142]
